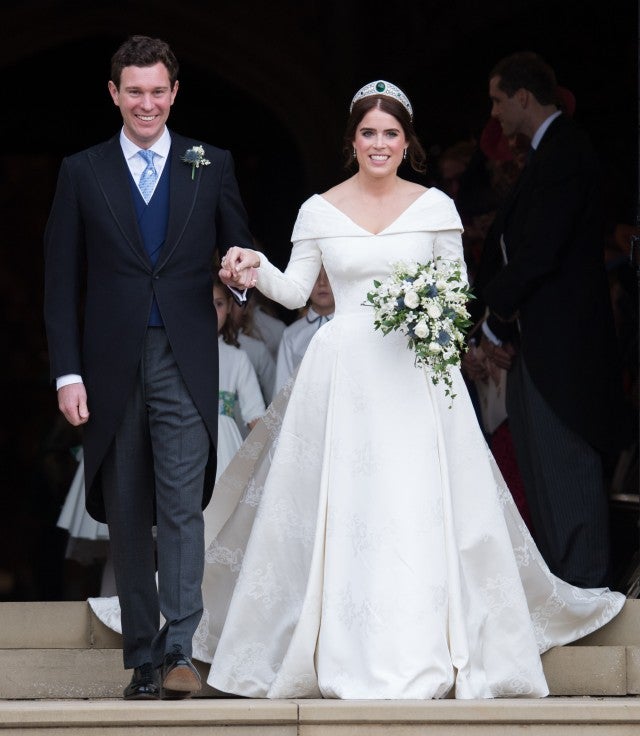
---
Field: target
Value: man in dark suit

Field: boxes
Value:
[479,52,624,589]
[44,35,253,699]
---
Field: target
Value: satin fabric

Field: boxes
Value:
[90,188,624,699]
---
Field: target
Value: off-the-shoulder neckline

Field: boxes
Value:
[314,189,433,236]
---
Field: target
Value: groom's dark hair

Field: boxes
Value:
[110,35,179,89]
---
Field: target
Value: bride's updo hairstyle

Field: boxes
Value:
[343,87,426,174]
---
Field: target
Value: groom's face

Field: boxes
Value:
[108,62,178,149]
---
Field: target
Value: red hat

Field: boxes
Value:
[480,116,513,161]
[557,86,576,116]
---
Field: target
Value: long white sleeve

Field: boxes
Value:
[255,240,323,310]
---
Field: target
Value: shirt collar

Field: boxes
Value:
[119,126,172,161]
[531,110,562,150]
[306,307,334,324]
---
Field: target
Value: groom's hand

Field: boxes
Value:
[58,382,90,426]
[220,247,260,289]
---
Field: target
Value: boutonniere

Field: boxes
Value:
[181,145,211,180]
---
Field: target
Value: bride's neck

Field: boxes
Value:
[353,172,402,200]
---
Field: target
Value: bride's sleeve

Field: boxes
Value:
[256,238,322,310]
[433,229,468,287]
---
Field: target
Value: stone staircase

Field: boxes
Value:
[0,600,639,734]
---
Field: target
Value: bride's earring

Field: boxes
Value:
[403,148,408,160]
[352,147,357,160]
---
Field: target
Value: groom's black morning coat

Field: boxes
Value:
[44,131,253,521]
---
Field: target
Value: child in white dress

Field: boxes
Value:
[209,280,265,545]
[57,448,114,595]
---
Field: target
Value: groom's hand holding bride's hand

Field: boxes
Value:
[219,247,260,290]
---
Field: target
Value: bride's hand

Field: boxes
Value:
[220,247,260,289]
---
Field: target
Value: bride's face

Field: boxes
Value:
[352,108,407,177]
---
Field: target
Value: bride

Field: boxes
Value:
[92,80,624,699]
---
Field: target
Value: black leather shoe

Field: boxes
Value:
[160,644,201,698]
[123,662,160,700]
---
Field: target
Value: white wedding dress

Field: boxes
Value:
[90,188,624,699]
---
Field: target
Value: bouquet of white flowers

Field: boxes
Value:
[365,258,473,399]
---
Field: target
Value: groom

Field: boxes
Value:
[44,35,253,699]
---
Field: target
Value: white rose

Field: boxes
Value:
[428,342,442,354]
[389,284,402,297]
[414,320,429,339]
[436,279,447,290]
[404,290,420,309]
[427,303,442,318]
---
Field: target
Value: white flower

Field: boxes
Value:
[404,290,420,309]
[365,257,473,402]
[181,145,211,180]
[414,320,429,339]
[426,302,442,319]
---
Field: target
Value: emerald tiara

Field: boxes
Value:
[349,80,413,120]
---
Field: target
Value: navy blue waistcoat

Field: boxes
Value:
[129,158,171,326]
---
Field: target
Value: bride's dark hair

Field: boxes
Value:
[342,96,427,174]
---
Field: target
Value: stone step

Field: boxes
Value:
[0,601,638,700]
[1,600,638,648]
[573,597,640,646]
[0,644,636,699]
[0,698,640,735]
[0,601,121,649]
[0,648,222,699]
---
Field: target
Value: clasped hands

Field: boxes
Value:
[463,336,515,386]
[479,334,515,371]
[219,247,260,290]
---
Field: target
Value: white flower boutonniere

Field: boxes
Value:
[181,145,211,180]
[365,258,473,401]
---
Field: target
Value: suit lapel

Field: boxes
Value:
[156,133,203,271]
[90,132,208,273]
[500,116,565,255]
[88,136,150,270]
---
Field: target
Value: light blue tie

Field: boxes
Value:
[138,149,158,203]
